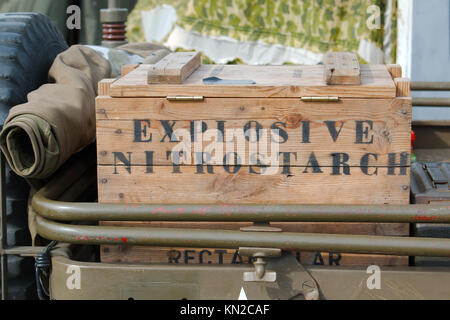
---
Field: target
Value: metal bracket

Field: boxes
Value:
[239,247,281,283]
[239,221,282,232]
[266,252,320,300]
[239,222,282,282]
[239,250,320,300]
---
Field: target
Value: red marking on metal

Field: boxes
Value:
[121,237,128,243]
[196,208,208,215]
[72,236,89,241]
[152,207,166,214]
[220,204,236,208]
[415,215,436,221]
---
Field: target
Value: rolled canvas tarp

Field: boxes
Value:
[0,45,111,179]
[0,42,170,180]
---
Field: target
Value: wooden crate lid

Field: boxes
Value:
[109,63,396,99]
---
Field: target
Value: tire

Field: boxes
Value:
[0,12,67,300]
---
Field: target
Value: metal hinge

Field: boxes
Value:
[166,95,204,101]
[301,96,339,102]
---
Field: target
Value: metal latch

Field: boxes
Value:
[239,247,281,282]
[239,251,321,300]
[301,96,339,102]
[166,95,204,101]
[239,222,282,282]
[424,163,449,190]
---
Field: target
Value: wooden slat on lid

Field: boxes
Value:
[147,52,201,84]
[323,52,360,85]
[109,64,396,98]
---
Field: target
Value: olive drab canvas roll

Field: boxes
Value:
[0,45,111,179]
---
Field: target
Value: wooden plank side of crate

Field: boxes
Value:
[95,97,411,167]
[100,221,410,236]
[109,64,396,98]
[100,245,408,266]
[97,165,410,204]
[96,121,410,167]
[96,97,410,121]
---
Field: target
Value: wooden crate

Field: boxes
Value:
[96,53,411,205]
[96,53,411,266]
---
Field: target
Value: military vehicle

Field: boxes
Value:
[0,1,449,301]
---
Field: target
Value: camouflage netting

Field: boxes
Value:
[126,0,397,64]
